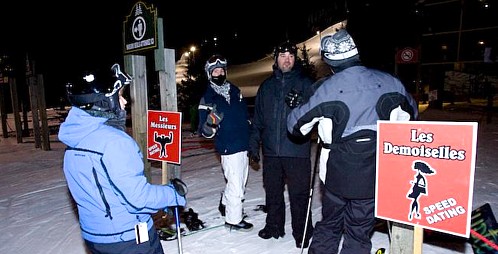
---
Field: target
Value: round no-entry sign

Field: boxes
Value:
[396,47,418,64]
[401,48,414,62]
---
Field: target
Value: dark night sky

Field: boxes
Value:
[0,1,418,106]
[1,1,322,66]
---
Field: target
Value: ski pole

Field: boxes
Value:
[174,206,183,254]
[300,138,321,254]
[171,178,188,254]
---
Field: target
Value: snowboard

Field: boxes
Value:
[470,203,498,254]
[157,204,265,241]
[158,222,225,241]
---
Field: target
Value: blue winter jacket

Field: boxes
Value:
[58,107,184,243]
[198,82,250,155]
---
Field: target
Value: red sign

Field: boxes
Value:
[147,110,182,164]
[396,47,419,64]
[376,121,478,237]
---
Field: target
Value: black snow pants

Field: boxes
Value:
[308,189,375,254]
[262,156,313,241]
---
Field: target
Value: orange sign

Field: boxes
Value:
[375,121,478,237]
[147,110,182,164]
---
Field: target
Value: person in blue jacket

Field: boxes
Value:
[287,29,418,254]
[58,63,185,254]
[197,54,253,232]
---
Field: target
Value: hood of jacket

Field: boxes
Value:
[58,107,109,147]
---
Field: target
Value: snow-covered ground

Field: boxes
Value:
[1,103,497,254]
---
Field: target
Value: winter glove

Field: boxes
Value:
[171,178,188,196]
[285,88,303,109]
[206,106,224,127]
[167,178,188,207]
[248,150,260,164]
[175,194,187,207]
[202,106,224,138]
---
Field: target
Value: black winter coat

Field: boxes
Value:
[249,63,314,158]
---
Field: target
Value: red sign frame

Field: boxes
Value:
[147,110,182,164]
[376,120,478,237]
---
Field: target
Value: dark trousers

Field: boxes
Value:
[262,156,313,241]
[309,187,375,254]
[85,227,164,254]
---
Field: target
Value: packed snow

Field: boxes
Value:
[1,103,497,254]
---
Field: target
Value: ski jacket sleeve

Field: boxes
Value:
[101,135,185,213]
[248,83,264,156]
[198,97,217,138]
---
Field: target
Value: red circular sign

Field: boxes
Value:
[401,48,414,62]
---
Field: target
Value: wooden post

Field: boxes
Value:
[37,74,50,150]
[413,226,424,254]
[28,76,41,148]
[155,18,180,184]
[390,222,414,254]
[158,48,179,184]
[9,77,23,143]
[23,55,32,137]
[0,83,7,138]
[124,55,151,181]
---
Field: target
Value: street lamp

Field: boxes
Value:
[190,46,196,64]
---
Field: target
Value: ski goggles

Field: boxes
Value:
[275,42,297,55]
[206,55,227,68]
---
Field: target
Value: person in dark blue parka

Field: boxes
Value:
[198,54,253,232]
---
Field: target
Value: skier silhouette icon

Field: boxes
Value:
[154,131,173,158]
[406,160,436,221]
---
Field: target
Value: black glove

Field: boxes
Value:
[202,106,224,137]
[171,178,188,196]
[285,88,303,108]
[206,110,223,127]
[167,178,187,207]
[248,150,260,164]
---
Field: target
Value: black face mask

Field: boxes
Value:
[211,74,226,86]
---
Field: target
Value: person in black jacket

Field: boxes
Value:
[249,41,315,248]
[198,54,253,232]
